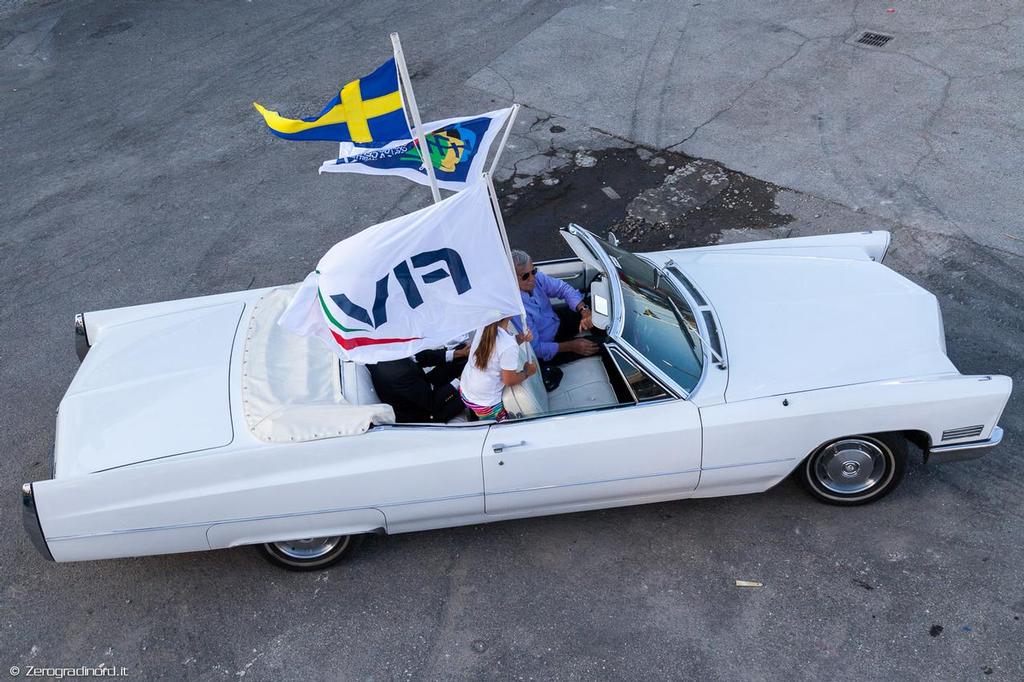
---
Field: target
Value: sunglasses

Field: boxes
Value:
[519,267,538,281]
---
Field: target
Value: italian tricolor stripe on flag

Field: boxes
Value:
[317,288,420,350]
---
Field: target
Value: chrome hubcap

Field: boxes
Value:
[272,535,347,560]
[815,439,888,494]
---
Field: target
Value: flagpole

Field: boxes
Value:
[487,103,520,176]
[391,32,442,204]
[482,172,529,333]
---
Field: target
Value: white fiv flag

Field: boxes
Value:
[318,108,512,192]
[279,180,522,363]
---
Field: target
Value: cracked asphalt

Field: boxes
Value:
[2,1,1023,680]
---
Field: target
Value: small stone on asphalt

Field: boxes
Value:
[574,151,597,168]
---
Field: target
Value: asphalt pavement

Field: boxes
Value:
[2,1,1022,680]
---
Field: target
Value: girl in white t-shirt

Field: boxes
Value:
[459,317,536,421]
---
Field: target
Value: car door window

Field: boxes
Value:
[608,348,670,402]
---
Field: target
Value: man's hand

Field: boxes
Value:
[516,328,534,345]
[453,343,470,359]
[523,361,537,377]
[579,307,594,332]
[567,338,600,356]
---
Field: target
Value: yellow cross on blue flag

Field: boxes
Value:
[253,58,411,144]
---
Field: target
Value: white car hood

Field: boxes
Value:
[54,302,244,477]
[662,252,956,402]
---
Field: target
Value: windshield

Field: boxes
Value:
[589,234,704,392]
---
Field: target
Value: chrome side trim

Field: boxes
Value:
[661,260,727,393]
[486,467,701,496]
[375,492,482,509]
[701,310,724,363]
[700,457,797,471]
[606,344,673,402]
[615,339,687,399]
[666,265,707,306]
[928,426,1003,464]
[376,397,679,430]
[607,346,640,403]
[21,483,54,561]
[941,425,984,441]
[45,492,485,542]
[879,230,891,263]
[74,313,89,361]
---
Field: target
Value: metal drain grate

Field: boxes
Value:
[855,31,894,48]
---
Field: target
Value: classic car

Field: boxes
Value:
[22,226,1011,570]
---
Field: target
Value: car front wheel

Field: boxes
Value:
[260,534,359,571]
[799,433,907,506]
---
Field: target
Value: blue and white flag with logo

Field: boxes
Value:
[318,108,512,192]
[279,180,522,363]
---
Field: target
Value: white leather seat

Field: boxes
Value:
[503,345,619,418]
[502,344,549,417]
[340,361,382,406]
[548,357,619,412]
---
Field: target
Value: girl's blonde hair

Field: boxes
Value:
[473,319,505,370]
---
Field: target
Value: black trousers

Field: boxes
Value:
[542,307,589,367]
[369,356,467,423]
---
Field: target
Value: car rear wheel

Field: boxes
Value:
[260,534,359,571]
[799,433,907,506]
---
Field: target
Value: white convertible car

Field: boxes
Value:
[22,227,1011,570]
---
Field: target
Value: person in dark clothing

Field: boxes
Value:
[368,345,469,423]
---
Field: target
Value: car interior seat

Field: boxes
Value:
[502,343,549,417]
[503,344,619,418]
[339,361,382,406]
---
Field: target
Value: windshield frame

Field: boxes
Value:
[565,225,708,398]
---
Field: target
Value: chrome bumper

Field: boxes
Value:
[21,483,54,562]
[75,313,90,360]
[928,426,1003,464]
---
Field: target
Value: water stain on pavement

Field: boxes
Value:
[497,146,792,259]
[89,20,133,40]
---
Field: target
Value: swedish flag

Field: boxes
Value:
[254,58,411,144]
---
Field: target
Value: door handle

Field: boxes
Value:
[492,441,526,454]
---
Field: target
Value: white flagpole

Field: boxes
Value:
[482,172,529,332]
[391,32,442,204]
[487,103,520,176]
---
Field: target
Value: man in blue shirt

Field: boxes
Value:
[512,249,600,365]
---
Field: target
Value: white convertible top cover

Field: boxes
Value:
[241,285,395,442]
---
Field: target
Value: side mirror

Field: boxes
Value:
[607,232,620,247]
